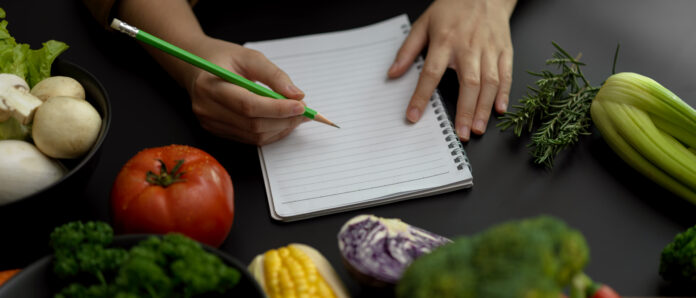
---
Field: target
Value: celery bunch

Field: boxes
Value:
[591,72,696,202]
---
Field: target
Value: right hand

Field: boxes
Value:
[186,37,307,145]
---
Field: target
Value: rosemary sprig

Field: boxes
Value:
[497,42,602,168]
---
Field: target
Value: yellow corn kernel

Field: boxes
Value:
[263,245,336,298]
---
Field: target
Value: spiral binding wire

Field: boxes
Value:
[430,86,472,173]
[403,21,471,174]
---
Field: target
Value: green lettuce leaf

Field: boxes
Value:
[26,40,68,87]
[0,7,69,87]
[0,117,30,140]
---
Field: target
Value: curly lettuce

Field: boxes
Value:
[0,7,69,140]
[0,7,69,88]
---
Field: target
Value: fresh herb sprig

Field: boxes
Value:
[498,42,605,168]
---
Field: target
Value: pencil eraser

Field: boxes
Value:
[110,19,122,31]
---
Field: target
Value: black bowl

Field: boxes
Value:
[0,235,266,297]
[0,59,111,268]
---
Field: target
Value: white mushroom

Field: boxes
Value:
[0,73,29,91]
[32,96,102,159]
[0,140,65,205]
[31,76,86,102]
[0,74,43,125]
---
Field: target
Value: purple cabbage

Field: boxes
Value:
[337,215,450,286]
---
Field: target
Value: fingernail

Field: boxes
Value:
[407,108,421,122]
[500,102,508,112]
[473,120,486,133]
[388,60,400,75]
[302,117,311,122]
[288,85,303,96]
[293,105,305,115]
[457,125,470,141]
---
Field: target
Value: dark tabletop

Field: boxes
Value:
[2,0,696,296]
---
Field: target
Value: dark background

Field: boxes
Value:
[2,0,696,296]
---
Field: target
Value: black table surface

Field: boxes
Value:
[3,0,696,296]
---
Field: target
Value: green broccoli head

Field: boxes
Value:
[114,253,173,297]
[54,283,112,298]
[51,222,241,297]
[660,224,696,282]
[113,234,240,297]
[164,234,241,296]
[50,221,114,252]
[396,215,589,298]
[50,221,126,279]
[396,237,477,298]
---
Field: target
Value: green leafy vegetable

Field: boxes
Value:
[50,221,241,298]
[0,117,29,140]
[0,7,69,88]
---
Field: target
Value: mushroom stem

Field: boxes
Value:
[0,85,43,124]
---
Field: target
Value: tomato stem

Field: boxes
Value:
[146,159,186,187]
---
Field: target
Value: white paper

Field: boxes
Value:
[246,14,472,220]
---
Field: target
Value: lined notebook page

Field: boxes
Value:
[245,14,472,220]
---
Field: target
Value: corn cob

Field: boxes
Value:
[249,243,349,298]
[590,72,696,202]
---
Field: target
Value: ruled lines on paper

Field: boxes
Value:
[246,15,472,217]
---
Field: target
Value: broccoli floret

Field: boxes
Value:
[114,234,239,298]
[54,283,112,298]
[50,221,114,251]
[114,254,173,297]
[50,221,127,280]
[396,216,589,298]
[50,222,241,298]
[660,224,696,282]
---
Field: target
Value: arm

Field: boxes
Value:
[114,0,307,145]
[388,0,517,141]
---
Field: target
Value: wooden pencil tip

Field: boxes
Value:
[313,113,340,129]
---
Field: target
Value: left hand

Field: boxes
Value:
[388,0,516,141]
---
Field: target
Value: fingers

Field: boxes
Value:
[454,50,481,141]
[495,49,513,114]
[388,18,428,78]
[191,72,307,145]
[470,51,499,135]
[241,50,305,100]
[195,93,305,132]
[199,115,304,145]
[406,44,451,123]
[213,80,306,119]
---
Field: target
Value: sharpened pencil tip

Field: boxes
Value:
[313,113,339,129]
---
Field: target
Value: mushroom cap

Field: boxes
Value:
[32,96,101,159]
[0,73,29,92]
[31,76,85,102]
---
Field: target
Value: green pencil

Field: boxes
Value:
[110,18,338,128]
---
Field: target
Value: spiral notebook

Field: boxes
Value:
[246,14,473,221]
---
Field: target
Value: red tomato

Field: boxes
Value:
[111,145,234,247]
[590,285,620,298]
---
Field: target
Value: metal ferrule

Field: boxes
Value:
[117,21,139,37]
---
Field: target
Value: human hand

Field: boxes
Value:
[388,0,516,141]
[186,37,307,145]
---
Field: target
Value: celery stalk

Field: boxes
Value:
[591,100,696,203]
[591,72,696,202]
